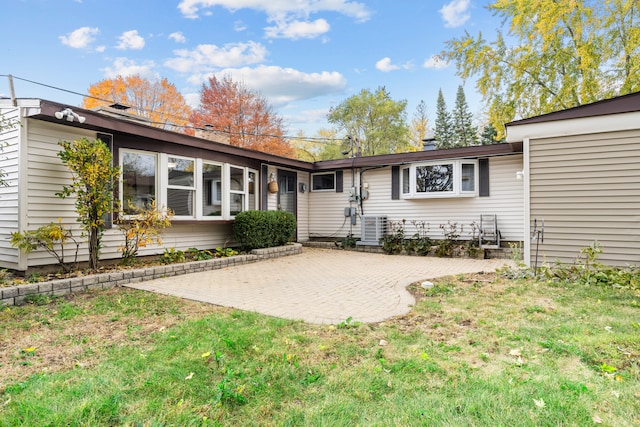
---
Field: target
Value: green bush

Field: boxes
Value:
[233,210,297,250]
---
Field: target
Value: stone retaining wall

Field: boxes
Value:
[1,243,302,307]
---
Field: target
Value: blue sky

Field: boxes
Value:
[2,0,502,136]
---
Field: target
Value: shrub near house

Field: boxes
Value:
[233,210,296,250]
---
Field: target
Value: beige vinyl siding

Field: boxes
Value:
[21,121,240,268]
[0,107,21,267]
[103,222,234,258]
[309,155,524,242]
[24,120,98,266]
[529,130,640,266]
[308,170,355,238]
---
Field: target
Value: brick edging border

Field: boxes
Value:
[1,243,303,307]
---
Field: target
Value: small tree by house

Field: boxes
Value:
[56,138,120,271]
[115,200,173,264]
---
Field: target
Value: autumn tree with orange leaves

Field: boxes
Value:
[83,75,192,133]
[191,76,293,157]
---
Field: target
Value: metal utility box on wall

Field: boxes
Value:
[357,216,387,245]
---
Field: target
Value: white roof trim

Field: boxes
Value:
[506,111,640,142]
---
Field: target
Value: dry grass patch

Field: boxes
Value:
[0,288,224,391]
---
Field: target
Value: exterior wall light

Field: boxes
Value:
[54,108,86,124]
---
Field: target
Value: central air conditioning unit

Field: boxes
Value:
[358,216,387,245]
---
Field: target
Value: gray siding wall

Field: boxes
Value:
[529,130,640,266]
[0,107,21,268]
[309,155,524,242]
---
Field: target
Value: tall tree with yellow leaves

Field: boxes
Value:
[441,0,640,138]
[190,76,293,158]
[83,75,192,132]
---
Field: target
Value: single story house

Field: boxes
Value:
[1,91,638,271]
[506,91,640,267]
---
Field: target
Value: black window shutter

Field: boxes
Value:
[97,133,113,152]
[391,166,400,200]
[97,133,114,229]
[261,165,268,209]
[479,158,490,197]
[335,170,343,193]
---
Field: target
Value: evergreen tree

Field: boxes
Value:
[479,123,505,145]
[409,100,430,150]
[434,89,453,149]
[452,85,477,147]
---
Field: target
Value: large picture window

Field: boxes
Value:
[402,160,478,198]
[416,163,454,193]
[119,149,257,220]
[121,150,157,214]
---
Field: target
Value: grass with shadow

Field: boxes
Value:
[1,273,639,426]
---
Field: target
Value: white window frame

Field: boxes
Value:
[119,149,158,217]
[199,160,224,220]
[164,154,196,219]
[119,151,257,221]
[311,172,336,192]
[402,160,478,199]
[248,169,259,211]
[228,165,247,219]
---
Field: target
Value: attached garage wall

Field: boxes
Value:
[529,129,640,266]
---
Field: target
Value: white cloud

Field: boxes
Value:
[102,57,159,80]
[234,20,247,32]
[375,57,413,72]
[59,27,99,49]
[375,57,399,72]
[265,18,330,39]
[440,0,471,28]
[423,55,449,70]
[169,32,187,43]
[116,30,145,50]
[164,41,268,73]
[187,65,347,105]
[177,0,372,23]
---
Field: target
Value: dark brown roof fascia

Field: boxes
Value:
[312,142,522,171]
[506,90,640,127]
[27,99,522,173]
[33,100,314,172]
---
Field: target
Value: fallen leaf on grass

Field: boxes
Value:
[201,352,211,358]
[185,372,194,380]
[593,415,603,424]
[533,398,545,408]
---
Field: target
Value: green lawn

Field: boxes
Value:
[1,272,638,426]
